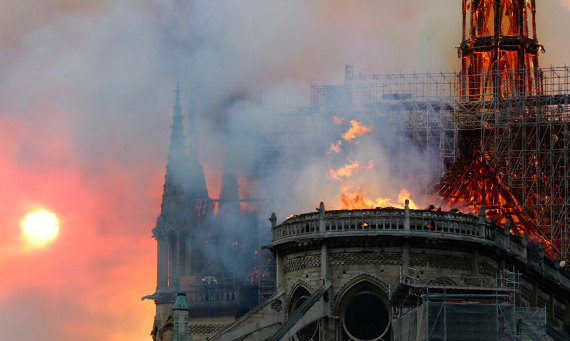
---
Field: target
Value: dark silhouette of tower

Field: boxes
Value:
[145,86,261,341]
[152,84,210,294]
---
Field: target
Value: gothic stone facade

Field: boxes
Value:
[206,204,570,341]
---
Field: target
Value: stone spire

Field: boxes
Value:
[153,84,193,292]
[158,83,188,220]
[152,84,189,229]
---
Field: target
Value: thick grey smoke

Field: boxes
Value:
[1,0,569,340]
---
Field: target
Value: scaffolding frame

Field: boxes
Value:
[391,266,547,341]
[260,66,570,259]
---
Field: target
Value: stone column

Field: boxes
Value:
[184,233,193,278]
[404,200,410,232]
[564,299,570,334]
[503,219,512,250]
[473,249,480,276]
[320,242,330,341]
[403,241,410,267]
[317,202,325,232]
[478,204,486,237]
[157,239,163,290]
[157,238,169,289]
[276,253,285,290]
[321,243,329,284]
[169,235,179,288]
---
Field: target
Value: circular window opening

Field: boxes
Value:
[341,288,390,341]
[290,288,318,341]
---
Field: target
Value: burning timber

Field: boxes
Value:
[293,64,570,259]
[207,204,570,340]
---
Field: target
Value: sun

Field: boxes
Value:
[20,209,60,248]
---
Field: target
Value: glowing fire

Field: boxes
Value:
[329,119,372,153]
[441,157,555,258]
[339,186,418,210]
[342,120,372,141]
[329,160,373,181]
[326,117,422,211]
[460,0,541,100]
[247,266,259,285]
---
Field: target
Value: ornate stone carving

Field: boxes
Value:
[283,255,321,273]
[189,323,231,335]
[330,252,402,266]
[410,253,472,271]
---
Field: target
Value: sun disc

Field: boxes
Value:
[21,209,60,248]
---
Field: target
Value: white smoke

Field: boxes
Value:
[1,0,569,340]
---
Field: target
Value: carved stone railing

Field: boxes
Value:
[271,203,486,244]
[269,203,570,289]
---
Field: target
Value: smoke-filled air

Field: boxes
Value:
[1,0,570,340]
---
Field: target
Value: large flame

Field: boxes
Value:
[339,186,418,210]
[327,117,420,211]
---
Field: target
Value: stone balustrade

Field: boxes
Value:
[270,203,568,284]
[272,205,485,244]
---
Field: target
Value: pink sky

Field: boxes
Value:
[0,112,161,339]
[0,1,569,340]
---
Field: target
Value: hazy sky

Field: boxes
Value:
[0,1,569,340]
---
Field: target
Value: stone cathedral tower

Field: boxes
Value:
[144,86,260,341]
[153,84,209,294]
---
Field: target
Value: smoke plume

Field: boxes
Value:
[0,1,569,340]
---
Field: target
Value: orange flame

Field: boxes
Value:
[342,120,371,141]
[329,160,373,181]
[339,187,417,210]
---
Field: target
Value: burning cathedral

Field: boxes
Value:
[144,1,570,340]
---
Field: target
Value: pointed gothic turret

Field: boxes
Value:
[157,83,189,219]
[153,84,209,292]
[146,91,259,341]
[152,84,190,291]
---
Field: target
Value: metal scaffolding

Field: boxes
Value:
[260,66,570,259]
[390,266,546,341]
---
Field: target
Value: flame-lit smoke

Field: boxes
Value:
[3,0,570,339]
[339,186,418,210]
[332,115,344,124]
[329,119,371,154]
[329,160,373,180]
[342,120,372,141]
[326,117,419,210]
[329,140,342,154]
